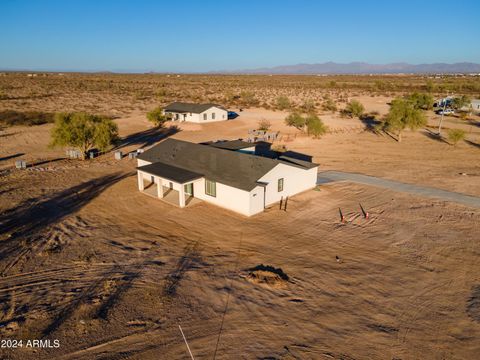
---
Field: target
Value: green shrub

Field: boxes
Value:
[0,110,55,126]
[276,96,291,110]
[343,100,364,118]
[447,128,466,146]
[147,107,168,127]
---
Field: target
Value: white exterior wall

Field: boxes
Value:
[258,164,318,206]
[197,107,227,123]
[193,178,254,216]
[249,185,266,215]
[166,107,227,123]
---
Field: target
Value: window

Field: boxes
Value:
[203,113,207,120]
[211,112,215,120]
[278,178,284,192]
[205,179,216,197]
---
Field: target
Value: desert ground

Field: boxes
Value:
[0,74,479,359]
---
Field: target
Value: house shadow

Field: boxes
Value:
[114,125,180,150]
[0,172,133,273]
[0,153,24,162]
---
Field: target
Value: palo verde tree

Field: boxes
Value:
[147,106,169,127]
[50,112,118,159]
[306,114,328,138]
[382,98,427,142]
[284,112,306,131]
[406,92,434,110]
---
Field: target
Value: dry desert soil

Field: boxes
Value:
[0,74,479,359]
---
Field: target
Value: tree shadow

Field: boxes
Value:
[0,172,133,274]
[114,125,180,150]
[465,139,480,149]
[0,153,24,162]
[359,114,381,134]
[163,243,201,297]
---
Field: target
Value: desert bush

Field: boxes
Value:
[306,114,328,138]
[0,110,55,126]
[447,128,466,146]
[240,91,259,107]
[147,107,169,127]
[382,98,427,142]
[300,99,315,113]
[284,112,306,131]
[342,100,364,118]
[257,118,271,131]
[275,96,291,110]
[50,112,118,159]
[322,98,337,112]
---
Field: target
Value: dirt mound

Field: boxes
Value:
[246,264,289,287]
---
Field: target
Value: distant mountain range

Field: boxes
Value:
[222,62,480,75]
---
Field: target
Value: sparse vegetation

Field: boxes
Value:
[284,112,306,131]
[257,118,271,131]
[147,106,169,127]
[275,96,291,110]
[50,112,118,159]
[0,110,55,126]
[382,98,427,142]
[447,128,466,146]
[321,98,337,112]
[342,100,364,118]
[306,114,328,138]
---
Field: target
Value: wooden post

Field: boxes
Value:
[279,196,283,210]
[359,203,369,219]
[339,208,345,223]
[284,196,288,211]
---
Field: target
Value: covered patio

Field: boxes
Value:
[137,162,203,207]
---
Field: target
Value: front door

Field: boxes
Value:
[184,183,193,196]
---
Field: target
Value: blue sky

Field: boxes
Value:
[1,0,479,72]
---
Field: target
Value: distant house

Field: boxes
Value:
[164,102,228,123]
[136,139,318,216]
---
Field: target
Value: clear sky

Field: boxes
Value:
[1,0,479,72]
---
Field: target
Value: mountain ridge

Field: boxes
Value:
[217,62,480,75]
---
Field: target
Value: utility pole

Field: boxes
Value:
[438,92,448,135]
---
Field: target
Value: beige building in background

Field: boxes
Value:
[163,102,228,123]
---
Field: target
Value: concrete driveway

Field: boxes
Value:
[317,171,480,209]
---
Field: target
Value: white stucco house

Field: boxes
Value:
[163,102,228,123]
[136,139,318,216]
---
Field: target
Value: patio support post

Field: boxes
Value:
[138,172,144,191]
[179,184,186,208]
[157,178,163,198]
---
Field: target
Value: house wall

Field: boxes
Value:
[193,178,253,216]
[197,107,227,123]
[137,159,151,167]
[249,185,266,215]
[258,164,318,206]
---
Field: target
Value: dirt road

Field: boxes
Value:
[318,170,480,209]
